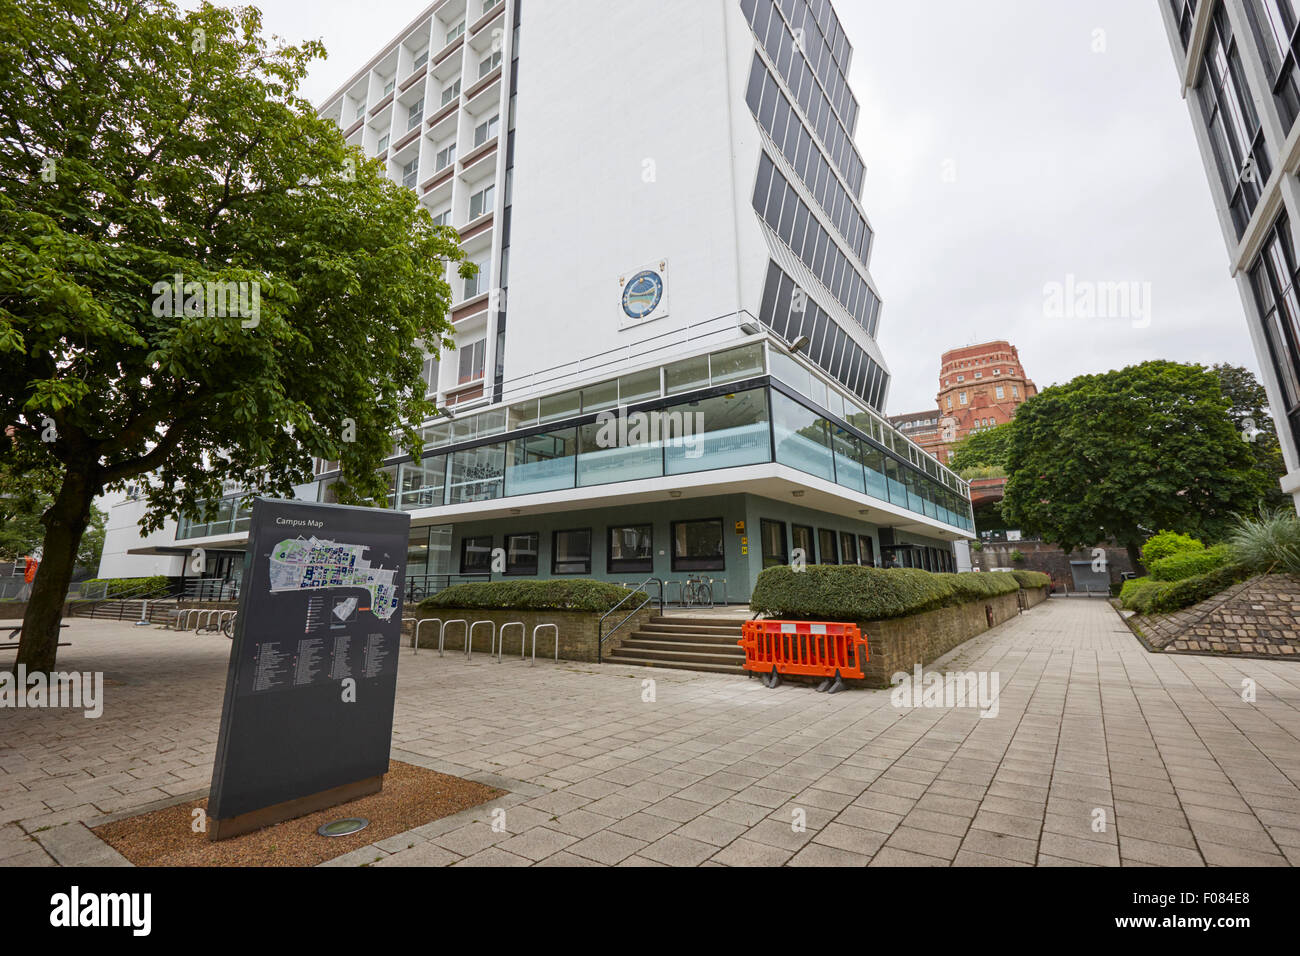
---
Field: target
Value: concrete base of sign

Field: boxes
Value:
[207,774,383,842]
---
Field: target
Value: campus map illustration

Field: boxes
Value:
[267,536,401,621]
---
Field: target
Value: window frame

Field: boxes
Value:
[552,528,592,575]
[670,518,726,573]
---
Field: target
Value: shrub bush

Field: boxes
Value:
[749,565,1019,622]
[1148,544,1232,582]
[1227,508,1300,575]
[1119,576,1168,614]
[1145,563,1255,615]
[1121,563,1254,615]
[1140,530,1203,567]
[1009,550,1025,564]
[78,576,169,597]
[419,579,644,613]
[1011,570,1050,589]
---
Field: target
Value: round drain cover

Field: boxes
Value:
[317,817,370,837]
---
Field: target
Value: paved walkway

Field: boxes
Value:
[2,599,1298,866]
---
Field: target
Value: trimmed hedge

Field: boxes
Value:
[1121,562,1254,615]
[1140,530,1203,567]
[419,579,645,613]
[1148,544,1232,582]
[79,576,169,597]
[1119,576,1166,613]
[750,565,1020,622]
[1010,570,1050,589]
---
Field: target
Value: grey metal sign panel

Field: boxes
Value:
[208,497,411,824]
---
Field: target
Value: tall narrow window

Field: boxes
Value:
[760,519,788,569]
[1197,6,1271,237]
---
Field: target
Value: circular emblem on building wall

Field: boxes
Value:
[621,270,664,320]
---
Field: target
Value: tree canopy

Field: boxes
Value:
[1,0,467,670]
[1000,360,1271,566]
[948,422,1012,475]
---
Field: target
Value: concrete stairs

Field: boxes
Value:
[605,614,748,675]
[69,599,178,624]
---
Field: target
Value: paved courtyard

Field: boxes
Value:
[2,598,1299,867]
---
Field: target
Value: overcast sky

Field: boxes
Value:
[249,0,1256,416]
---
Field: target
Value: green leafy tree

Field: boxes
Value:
[0,0,467,671]
[77,505,107,572]
[1001,361,1269,569]
[1212,363,1289,510]
[948,422,1013,473]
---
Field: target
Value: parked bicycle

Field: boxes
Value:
[682,575,713,608]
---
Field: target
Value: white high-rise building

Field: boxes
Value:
[100,0,974,600]
[1159,0,1300,511]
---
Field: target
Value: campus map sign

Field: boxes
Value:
[207,498,411,839]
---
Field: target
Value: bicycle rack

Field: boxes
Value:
[218,610,237,631]
[528,624,559,666]
[467,620,495,659]
[412,618,444,655]
[443,620,468,657]
[664,580,684,606]
[500,621,524,663]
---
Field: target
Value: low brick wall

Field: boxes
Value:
[852,590,1023,688]
[409,606,654,662]
[1,601,80,620]
[1022,585,1049,609]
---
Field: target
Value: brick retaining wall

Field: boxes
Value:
[410,606,655,662]
[852,591,1024,688]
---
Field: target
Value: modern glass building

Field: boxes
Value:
[1159,0,1300,511]
[100,0,975,598]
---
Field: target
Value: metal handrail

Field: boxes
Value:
[597,576,662,664]
[72,579,178,619]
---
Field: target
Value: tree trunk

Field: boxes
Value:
[15,469,95,675]
[1125,540,1143,576]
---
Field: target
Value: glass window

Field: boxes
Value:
[398,458,446,510]
[474,114,500,147]
[839,531,858,565]
[505,428,576,495]
[581,380,619,413]
[792,525,815,564]
[552,529,591,574]
[772,391,834,481]
[857,534,875,567]
[608,525,653,574]
[447,442,504,503]
[460,535,493,575]
[760,519,788,569]
[539,388,580,423]
[710,344,765,384]
[664,390,770,475]
[507,399,538,430]
[619,367,661,405]
[671,519,725,572]
[469,183,495,219]
[817,528,839,564]
[505,532,538,576]
[831,425,863,492]
[664,355,711,395]
[577,415,662,487]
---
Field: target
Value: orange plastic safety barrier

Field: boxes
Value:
[738,621,868,679]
